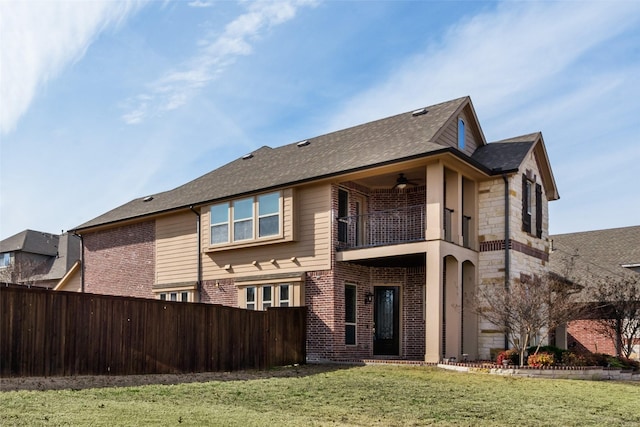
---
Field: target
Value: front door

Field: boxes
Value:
[373,286,400,355]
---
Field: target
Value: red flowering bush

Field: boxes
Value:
[527,352,555,367]
[496,349,519,366]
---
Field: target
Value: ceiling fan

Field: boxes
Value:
[393,173,420,190]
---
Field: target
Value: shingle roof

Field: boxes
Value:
[470,133,539,172]
[74,97,473,230]
[0,230,59,256]
[550,226,640,292]
[73,96,552,231]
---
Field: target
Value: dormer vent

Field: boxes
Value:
[411,108,428,117]
[242,153,254,160]
[143,196,154,202]
[297,140,310,147]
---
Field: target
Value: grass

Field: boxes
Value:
[2,364,639,426]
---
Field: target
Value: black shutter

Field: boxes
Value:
[338,189,348,243]
[535,183,543,238]
[522,174,531,233]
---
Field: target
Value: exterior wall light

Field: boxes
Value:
[364,292,374,304]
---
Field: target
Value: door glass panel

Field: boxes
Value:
[376,289,394,339]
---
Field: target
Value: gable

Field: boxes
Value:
[433,101,486,156]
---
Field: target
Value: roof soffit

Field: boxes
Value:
[526,135,559,201]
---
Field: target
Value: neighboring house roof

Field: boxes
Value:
[40,233,82,281]
[0,230,59,256]
[0,230,81,283]
[550,226,640,293]
[73,96,556,232]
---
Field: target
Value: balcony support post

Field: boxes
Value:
[424,240,443,363]
[425,161,444,241]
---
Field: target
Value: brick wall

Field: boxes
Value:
[305,269,336,361]
[201,279,237,306]
[404,266,426,359]
[567,319,616,355]
[83,221,155,298]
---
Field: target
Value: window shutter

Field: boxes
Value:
[522,174,531,233]
[535,183,543,238]
[338,189,349,243]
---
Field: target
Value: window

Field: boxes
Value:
[246,287,256,310]
[157,290,193,302]
[458,118,465,150]
[345,284,357,345]
[233,197,254,241]
[279,284,290,307]
[242,283,294,310]
[258,192,280,237]
[262,286,272,309]
[0,252,11,268]
[210,192,281,245]
[338,189,348,244]
[522,174,543,238]
[210,203,230,244]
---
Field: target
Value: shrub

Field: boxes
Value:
[527,352,555,367]
[561,351,590,366]
[496,349,519,366]
[527,345,565,362]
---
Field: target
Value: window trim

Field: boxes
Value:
[345,283,357,346]
[241,283,297,310]
[458,118,465,150]
[279,284,290,307]
[157,289,195,302]
[522,173,543,239]
[0,252,11,269]
[209,191,283,248]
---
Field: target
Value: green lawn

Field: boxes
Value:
[2,364,639,426]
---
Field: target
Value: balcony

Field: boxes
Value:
[337,205,425,251]
[337,204,473,253]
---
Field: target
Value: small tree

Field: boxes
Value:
[589,275,640,359]
[475,273,581,366]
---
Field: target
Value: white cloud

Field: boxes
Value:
[188,0,214,7]
[0,0,145,135]
[326,1,640,132]
[121,0,318,124]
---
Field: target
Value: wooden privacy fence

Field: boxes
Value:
[0,286,306,377]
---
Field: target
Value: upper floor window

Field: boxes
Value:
[458,118,465,150]
[210,191,281,245]
[522,174,543,238]
[0,252,11,268]
[233,197,254,241]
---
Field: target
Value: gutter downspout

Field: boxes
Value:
[502,174,510,351]
[73,232,85,293]
[190,206,202,302]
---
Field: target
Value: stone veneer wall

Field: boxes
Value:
[82,221,155,299]
[476,151,552,359]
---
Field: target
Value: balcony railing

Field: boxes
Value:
[463,215,472,248]
[337,205,425,250]
[444,208,454,243]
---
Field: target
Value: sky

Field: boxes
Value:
[1,0,639,240]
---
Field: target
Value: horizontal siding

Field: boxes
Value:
[436,107,479,156]
[156,212,198,284]
[202,184,331,280]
